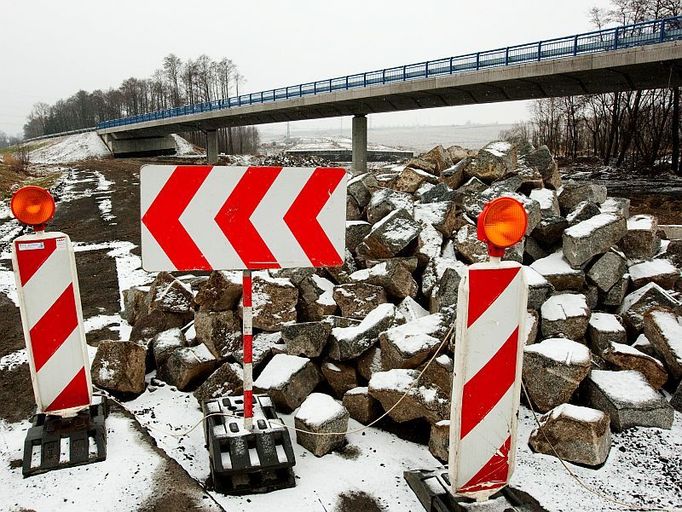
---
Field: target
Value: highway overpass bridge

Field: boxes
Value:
[96,16,682,172]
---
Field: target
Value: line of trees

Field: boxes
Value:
[23,54,260,154]
[502,0,680,174]
[0,131,22,150]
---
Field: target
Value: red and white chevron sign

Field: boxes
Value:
[448,260,527,500]
[12,233,92,415]
[140,165,348,271]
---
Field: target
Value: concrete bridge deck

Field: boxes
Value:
[93,16,681,169]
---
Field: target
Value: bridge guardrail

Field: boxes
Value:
[97,16,682,131]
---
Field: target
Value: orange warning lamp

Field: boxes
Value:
[10,186,56,230]
[477,197,527,258]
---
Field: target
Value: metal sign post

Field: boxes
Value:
[242,269,253,430]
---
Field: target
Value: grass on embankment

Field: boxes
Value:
[0,164,61,200]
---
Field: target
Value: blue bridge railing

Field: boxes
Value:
[97,16,682,130]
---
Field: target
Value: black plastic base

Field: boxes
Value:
[404,468,547,512]
[202,394,297,495]
[22,398,108,477]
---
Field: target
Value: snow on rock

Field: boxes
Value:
[368,369,448,424]
[619,282,680,333]
[29,132,111,164]
[540,293,590,339]
[525,337,591,366]
[523,338,591,412]
[157,343,217,391]
[249,272,298,331]
[529,403,611,467]
[379,313,445,369]
[530,250,585,291]
[523,266,554,309]
[254,353,321,411]
[342,386,383,425]
[530,187,560,216]
[329,303,402,361]
[0,349,27,371]
[587,312,626,353]
[295,392,348,428]
[91,340,147,395]
[254,353,309,389]
[562,213,627,267]
[628,259,679,289]
[586,370,674,431]
[643,309,682,380]
[356,208,421,259]
[603,342,668,390]
[397,296,429,321]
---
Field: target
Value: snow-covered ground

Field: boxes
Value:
[172,134,202,156]
[28,132,112,164]
[0,413,221,512]
[0,159,681,512]
[285,136,405,153]
[26,132,200,165]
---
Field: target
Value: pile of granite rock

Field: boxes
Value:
[92,139,682,463]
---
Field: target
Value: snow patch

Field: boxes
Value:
[629,259,678,282]
[541,293,589,322]
[530,250,581,277]
[29,132,111,164]
[254,354,309,390]
[588,312,624,333]
[295,392,347,427]
[525,338,590,365]
[564,213,619,239]
[548,403,605,424]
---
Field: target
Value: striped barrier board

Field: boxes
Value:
[12,232,92,415]
[140,165,348,271]
[448,260,527,500]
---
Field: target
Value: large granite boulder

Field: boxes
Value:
[523,338,591,412]
[92,340,147,395]
[295,393,349,457]
[586,370,673,431]
[529,404,611,466]
[253,354,321,412]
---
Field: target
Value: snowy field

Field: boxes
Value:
[0,152,681,511]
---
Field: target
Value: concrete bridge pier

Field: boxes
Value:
[352,114,367,176]
[206,130,219,164]
[101,133,176,158]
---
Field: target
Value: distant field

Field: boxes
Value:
[260,123,515,152]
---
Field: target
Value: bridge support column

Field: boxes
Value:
[206,130,219,164]
[352,115,367,176]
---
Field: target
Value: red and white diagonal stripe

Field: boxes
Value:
[140,165,348,272]
[12,233,91,415]
[448,260,527,500]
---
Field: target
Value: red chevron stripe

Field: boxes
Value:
[460,327,519,439]
[30,284,79,372]
[15,237,57,286]
[283,167,345,267]
[45,367,89,412]
[142,165,212,270]
[467,267,519,327]
[215,166,281,269]
[458,436,511,493]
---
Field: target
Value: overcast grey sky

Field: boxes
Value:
[0,0,614,136]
